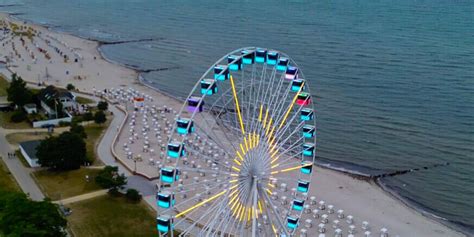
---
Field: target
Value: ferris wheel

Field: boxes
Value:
[156,47,317,236]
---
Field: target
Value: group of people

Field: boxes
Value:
[6,152,16,159]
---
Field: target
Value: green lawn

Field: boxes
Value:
[6,132,50,146]
[0,111,31,129]
[84,122,110,165]
[0,75,9,97]
[0,158,20,192]
[66,196,157,237]
[76,96,95,105]
[32,168,102,201]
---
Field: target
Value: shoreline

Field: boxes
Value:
[0,12,469,236]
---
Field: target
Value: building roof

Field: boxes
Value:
[39,85,74,102]
[23,103,37,109]
[19,140,42,160]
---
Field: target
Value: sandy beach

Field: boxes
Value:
[0,13,467,237]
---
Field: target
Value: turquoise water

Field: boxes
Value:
[1,0,473,233]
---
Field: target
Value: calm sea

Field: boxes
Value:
[1,0,473,233]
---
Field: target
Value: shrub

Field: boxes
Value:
[94,110,107,124]
[58,121,71,127]
[10,110,27,123]
[97,101,108,111]
[83,112,94,121]
[125,188,142,202]
[66,83,75,91]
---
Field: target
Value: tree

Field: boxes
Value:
[97,101,108,111]
[36,131,86,170]
[95,166,127,193]
[94,110,107,124]
[83,112,93,121]
[7,73,32,107]
[0,189,67,237]
[125,188,142,202]
[66,83,75,91]
[69,123,87,139]
[10,110,27,123]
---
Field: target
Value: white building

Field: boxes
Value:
[19,140,42,168]
[23,103,37,114]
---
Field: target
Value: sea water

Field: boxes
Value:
[1,0,473,232]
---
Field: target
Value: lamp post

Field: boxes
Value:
[132,154,141,175]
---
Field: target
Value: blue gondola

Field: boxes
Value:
[187,96,204,113]
[201,79,218,95]
[255,48,267,63]
[167,142,186,158]
[291,79,305,92]
[292,199,305,211]
[277,57,289,71]
[300,108,314,121]
[285,66,298,80]
[157,215,173,233]
[297,179,310,193]
[302,125,315,138]
[303,143,315,157]
[267,51,279,65]
[177,118,194,134]
[241,50,255,64]
[287,216,299,229]
[301,161,313,174]
[228,55,242,71]
[214,65,229,81]
[157,191,175,208]
[161,167,180,183]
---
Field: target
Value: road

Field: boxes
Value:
[0,127,45,201]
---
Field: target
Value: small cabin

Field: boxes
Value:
[176,118,194,134]
[201,79,218,95]
[160,167,180,184]
[167,142,186,158]
[157,215,173,233]
[302,143,315,157]
[287,216,299,229]
[187,96,204,113]
[296,92,311,106]
[228,55,242,71]
[214,65,229,81]
[241,50,255,64]
[285,66,298,80]
[300,161,313,174]
[157,191,175,208]
[297,179,310,193]
[302,125,315,138]
[277,57,289,71]
[291,79,305,92]
[300,108,314,121]
[255,48,267,63]
[292,199,305,211]
[266,51,279,65]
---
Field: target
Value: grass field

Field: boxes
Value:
[67,195,157,237]
[0,158,20,192]
[5,132,50,146]
[32,168,103,200]
[75,96,95,105]
[0,75,9,97]
[0,111,31,129]
[84,122,110,165]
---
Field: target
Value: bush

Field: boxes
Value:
[94,110,107,124]
[97,101,108,111]
[58,121,71,127]
[10,110,27,123]
[125,188,142,202]
[66,83,75,91]
[83,112,94,121]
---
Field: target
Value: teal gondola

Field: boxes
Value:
[241,50,255,64]
[300,161,313,174]
[167,142,186,158]
[157,215,173,233]
[160,167,180,183]
[228,55,242,71]
[277,57,289,71]
[302,143,315,157]
[297,179,310,193]
[287,216,299,229]
[255,48,267,63]
[177,118,194,134]
[267,51,279,65]
[292,199,305,211]
[214,65,229,81]
[300,108,314,121]
[157,191,175,208]
[201,79,218,95]
[302,125,315,138]
[291,79,305,92]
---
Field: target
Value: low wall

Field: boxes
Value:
[32,115,72,128]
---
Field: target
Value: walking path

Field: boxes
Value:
[0,127,44,201]
[53,189,108,205]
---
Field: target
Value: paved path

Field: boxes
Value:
[53,189,108,205]
[0,127,45,201]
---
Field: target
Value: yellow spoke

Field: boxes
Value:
[176,190,227,218]
[230,75,246,135]
[278,82,305,129]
